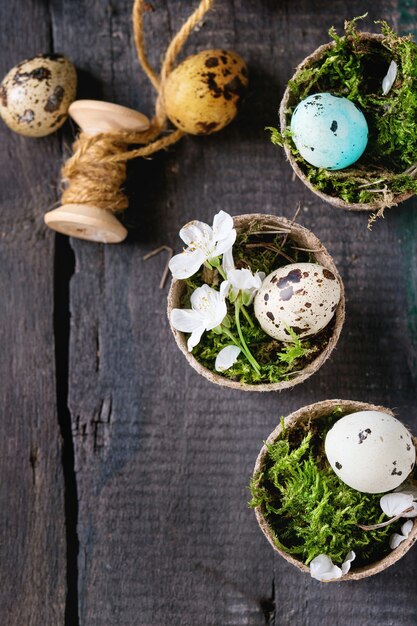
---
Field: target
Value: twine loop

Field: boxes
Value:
[61,0,214,213]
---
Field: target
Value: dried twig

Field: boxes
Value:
[358,506,414,531]
[143,245,173,288]
[245,242,295,263]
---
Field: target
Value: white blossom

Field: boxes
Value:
[170,284,227,351]
[215,345,241,372]
[169,210,236,279]
[221,248,265,304]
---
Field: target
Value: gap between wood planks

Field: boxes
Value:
[53,233,79,626]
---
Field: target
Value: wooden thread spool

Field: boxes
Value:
[43,0,218,244]
[44,100,151,243]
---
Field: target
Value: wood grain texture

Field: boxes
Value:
[2,0,417,625]
[0,2,66,625]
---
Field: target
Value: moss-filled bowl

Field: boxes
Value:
[167,214,345,391]
[278,21,417,212]
[251,399,417,580]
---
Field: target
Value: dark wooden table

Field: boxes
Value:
[1,1,417,624]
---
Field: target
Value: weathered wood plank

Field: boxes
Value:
[51,0,417,624]
[0,2,66,624]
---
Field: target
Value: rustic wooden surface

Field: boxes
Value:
[1,1,417,624]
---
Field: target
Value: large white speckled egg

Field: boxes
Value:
[325,411,416,494]
[290,92,368,170]
[0,54,77,137]
[253,262,341,342]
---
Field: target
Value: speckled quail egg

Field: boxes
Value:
[163,49,248,135]
[325,411,416,494]
[290,93,368,170]
[253,262,341,342]
[0,54,77,137]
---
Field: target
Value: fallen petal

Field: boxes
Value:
[380,492,414,518]
[390,532,407,549]
[215,345,241,372]
[341,551,356,575]
[382,60,398,96]
[401,520,413,537]
[310,555,343,582]
[403,502,417,518]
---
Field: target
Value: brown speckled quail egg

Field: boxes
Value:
[163,49,248,135]
[253,262,341,342]
[325,411,416,493]
[0,54,77,137]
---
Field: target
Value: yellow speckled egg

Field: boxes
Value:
[163,49,248,135]
[0,54,77,137]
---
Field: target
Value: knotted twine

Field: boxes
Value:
[61,0,214,213]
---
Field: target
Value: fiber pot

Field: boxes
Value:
[167,213,345,391]
[279,32,414,212]
[252,399,417,580]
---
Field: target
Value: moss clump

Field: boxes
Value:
[250,409,402,568]
[271,17,417,207]
[183,222,334,385]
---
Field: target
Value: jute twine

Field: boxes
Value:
[253,399,417,580]
[279,33,413,213]
[61,0,213,213]
[167,214,345,392]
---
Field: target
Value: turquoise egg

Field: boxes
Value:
[290,93,368,170]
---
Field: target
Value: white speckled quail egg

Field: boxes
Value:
[0,54,77,137]
[325,411,416,494]
[253,262,341,342]
[290,92,368,170]
[163,49,248,135]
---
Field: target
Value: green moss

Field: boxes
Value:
[184,223,333,385]
[271,17,417,207]
[250,409,402,567]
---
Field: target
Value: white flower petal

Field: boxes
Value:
[170,308,203,333]
[228,268,257,291]
[190,284,227,331]
[310,555,343,582]
[212,230,236,258]
[341,551,356,575]
[215,345,241,372]
[382,60,398,96]
[402,504,417,518]
[401,520,413,537]
[179,220,213,246]
[220,280,230,298]
[390,532,407,549]
[169,247,206,279]
[222,247,235,275]
[380,493,414,518]
[187,326,205,352]
[212,210,234,240]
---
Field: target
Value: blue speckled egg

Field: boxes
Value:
[290,93,368,170]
